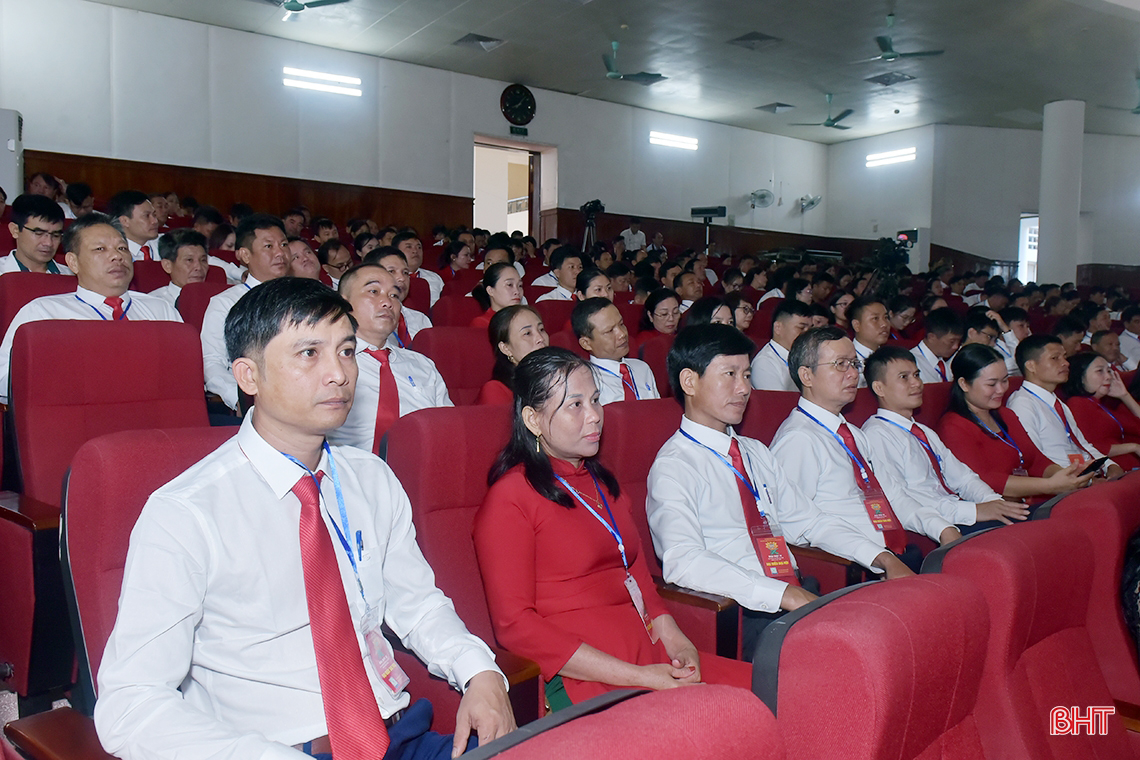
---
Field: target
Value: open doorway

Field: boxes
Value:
[1018,214,1039,282]
[474,144,534,236]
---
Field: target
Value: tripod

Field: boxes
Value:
[582,217,597,254]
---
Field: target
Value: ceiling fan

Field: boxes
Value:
[279,0,349,20]
[1099,76,1140,115]
[602,42,667,86]
[789,94,853,130]
[859,13,944,63]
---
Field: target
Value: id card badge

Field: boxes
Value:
[749,528,800,586]
[1069,454,1085,467]
[862,487,901,533]
[623,573,659,643]
[1012,467,1028,477]
[360,604,410,697]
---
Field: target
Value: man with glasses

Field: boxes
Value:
[1,194,72,275]
[962,310,1003,350]
[771,327,960,573]
[317,240,353,289]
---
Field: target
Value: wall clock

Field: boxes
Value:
[500,84,536,126]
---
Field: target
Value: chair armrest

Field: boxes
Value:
[4,707,117,760]
[652,576,735,612]
[1115,699,1140,732]
[0,492,60,531]
[789,545,852,565]
[493,648,540,687]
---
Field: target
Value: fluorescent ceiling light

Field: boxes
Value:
[649,131,698,151]
[283,79,362,97]
[282,67,362,85]
[866,147,916,167]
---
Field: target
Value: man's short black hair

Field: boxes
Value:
[107,190,150,220]
[771,298,813,328]
[964,309,1000,337]
[999,306,1028,325]
[847,295,885,325]
[923,307,963,338]
[235,213,286,253]
[10,193,65,228]
[571,297,618,340]
[549,245,581,271]
[193,206,225,227]
[313,217,336,233]
[229,203,254,223]
[788,326,847,392]
[864,345,918,394]
[65,182,93,207]
[316,239,347,266]
[61,212,124,256]
[1053,315,1086,338]
[225,277,356,364]
[390,231,420,251]
[1014,334,1062,376]
[1090,330,1116,349]
[666,323,755,405]
[158,229,207,262]
[1122,305,1140,324]
[362,245,405,267]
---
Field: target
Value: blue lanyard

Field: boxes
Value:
[768,344,789,368]
[1095,400,1125,437]
[795,406,872,487]
[994,340,1011,358]
[554,472,628,570]
[920,345,947,380]
[679,429,771,511]
[874,416,944,470]
[74,294,132,321]
[1024,388,1080,440]
[282,442,366,602]
[969,412,1025,468]
[594,362,640,399]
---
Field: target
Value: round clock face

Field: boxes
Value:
[501,84,536,126]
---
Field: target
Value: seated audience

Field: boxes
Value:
[473,348,751,708]
[0,214,182,402]
[287,237,322,280]
[848,296,891,385]
[606,262,633,293]
[639,288,681,337]
[64,181,95,219]
[192,206,224,240]
[861,347,1028,534]
[353,232,379,259]
[785,277,813,305]
[362,247,432,348]
[751,299,813,392]
[910,306,962,382]
[1090,329,1138,372]
[758,266,795,305]
[575,268,614,302]
[1062,352,1140,470]
[470,262,523,329]
[311,216,338,245]
[571,297,658,404]
[829,291,854,332]
[673,270,704,312]
[437,240,473,282]
[719,268,744,294]
[1120,305,1140,366]
[477,305,549,405]
[2,194,71,275]
[535,247,583,302]
[682,296,734,328]
[886,296,916,341]
[94,277,513,759]
[152,229,210,309]
[317,240,352,289]
[771,327,959,573]
[811,273,835,305]
[281,208,305,238]
[725,292,754,332]
[393,231,443,306]
[961,309,1003,350]
[209,223,237,252]
[1052,315,1087,357]
[109,190,161,261]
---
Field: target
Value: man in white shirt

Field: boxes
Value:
[1120,306,1140,366]
[756,266,794,306]
[94,277,514,760]
[534,247,582,302]
[751,300,812,392]
[848,296,890,387]
[646,231,666,255]
[329,265,452,454]
[996,306,1029,376]
[1,194,73,275]
[109,190,161,261]
[0,214,182,403]
[861,347,1028,533]
[393,231,443,307]
[619,217,646,252]
[648,324,911,658]
[1091,330,1139,372]
[63,182,95,220]
[287,238,322,280]
[1007,334,1120,476]
[317,240,353,289]
[151,229,210,310]
[771,327,961,572]
[910,307,962,383]
[571,298,658,404]
[363,247,433,349]
[673,270,704,313]
[201,214,291,410]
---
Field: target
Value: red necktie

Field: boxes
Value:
[1054,399,1093,458]
[729,439,800,586]
[910,423,952,495]
[836,422,907,554]
[936,359,947,382]
[396,315,411,348]
[293,472,391,760]
[619,362,637,401]
[139,244,151,260]
[104,296,125,320]
[363,348,400,455]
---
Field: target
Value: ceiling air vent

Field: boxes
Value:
[453,33,505,52]
[756,102,795,113]
[728,32,782,51]
[866,71,915,87]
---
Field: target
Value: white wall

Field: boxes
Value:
[0,0,827,236]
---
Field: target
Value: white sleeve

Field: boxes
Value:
[201,297,239,410]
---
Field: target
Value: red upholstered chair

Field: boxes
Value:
[1003,375,1023,403]
[384,406,542,731]
[597,399,740,658]
[128,260,170,293]
[409,327,494,405]
[431,294,484,328]
[0,272,77,337]
[914,380,953,428]
[615,301,642,335]
[175,280,230,331]
[548,330,588,359]
[522,285,553,305]
[638,332,675,392]
[405,275,431,316]
[753,575,992,760]
[843,387,879,426]
[207,248,238,265]
[924,520,1138,758]
[440,270,481,298]
[532,300,575,336]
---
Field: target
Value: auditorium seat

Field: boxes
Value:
[615,300,642,335]
[440,270,481,298]
[523,285,553,305]
[843,387,879,426]
[175,280,230,331]
[753,575,991,759]
[914,380,953,428]
[1003,375,1023,402]
[409,327,494,406]
[638,333,675,392]
[0,272,77,337]
[431,294,484,328]
[404,275,431,315]
[207,248,238,265]
[532,300,575,336]
[924,520,1138,758]
[548,329,589,359]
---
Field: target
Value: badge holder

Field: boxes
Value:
[361,604,410,696]
[623,573,658,643]
[863,487,901,533]
[748,515,800,586]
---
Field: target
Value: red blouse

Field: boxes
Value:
[1067,396,1140,470]
[469,308,494,330]
[476,379,513,406]
[936,410,1053,501]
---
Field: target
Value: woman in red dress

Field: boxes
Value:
[436,240,473,281]
[476,305,549,405]
[470,263,523,329]
[1062,352,1140,470]
[474,348,750,708]
[936,344,1094,502]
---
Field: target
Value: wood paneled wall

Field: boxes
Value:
[929,244,1000,275]
[24,151,473,235]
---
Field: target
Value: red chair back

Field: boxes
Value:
[10,321,210,505]
[409,327,493,406]
[440,270,481,298]
[843,387,879,427]
[1003,375,1023,403]
[638,333,675,392]
[737,391,801,446]
[0,272,77,337]
[130,260,171,293]
[533,300,575,335]
[176,281,230,331]
[549,330,588,359]
[62,428,236,698]
[208,249,238,265]
[205,265,227,285]
[523,285,553,305]
[405,276,431,316]
[914,381,953,428]
[615,301,642,334]
[432,295,484,328]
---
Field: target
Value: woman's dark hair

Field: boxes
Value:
[488,304,541,386]
[437,240,470,270]
[575,267,608,297]
[208,222,234,251]
[472,262,517,310]
[640,288,680,332]
[948,343,1009,431]
[353,232,378,253]
[683,295,731,328]
[488,347,620,507]
[741,268,766,290]
[1061,352,1101,399]
[723,291,749,318]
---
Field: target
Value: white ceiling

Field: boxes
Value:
[86,0,1140,143]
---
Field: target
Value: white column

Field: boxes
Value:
[1035,100,1085,284]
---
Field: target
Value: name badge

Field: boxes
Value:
[862,487,901,533]
[361,604,410,697]
[1012,467,1028,477]
[749,525,800,585]
[624,573,658,643]
[1068,454,1085,467]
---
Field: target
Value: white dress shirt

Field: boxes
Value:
[757,288,783,305]
[530,271,557,288]
[0,285,182,404]
[208,255,247,285]
[1120,330,1140,365]
[852,340,875,387]
[996,332,1020,376]
[1007,381,1110,467]
[94,412,501,760]
[327,342,453,452]
[149,282,181,310]
[588,356,659,405]
[679,300,693,314]
[201,276,261,410]
[770,398,955,546]
[750,341,796,392]
[0,253,75,276]
[911,341,951,383]
[705,269,719,286]
[620,229,646,251]
[127,238,160,262]
[535,285,572,302]
[861,409,1002,526]
[412,268,443,306]
[384,307,432,350]
[647,417,888,612]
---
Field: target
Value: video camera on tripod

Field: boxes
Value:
[580,199,604,252]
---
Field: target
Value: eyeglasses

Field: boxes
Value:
[326,260,352,272]
[653,308,681,319]
[813,358,864,373]
[22,226,63,241]
[979,331,1000,344]
[735,305,755,316]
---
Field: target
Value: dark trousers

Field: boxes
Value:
[741,575,821,662]
[309,699,478,760]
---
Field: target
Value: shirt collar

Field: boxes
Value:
[245,274,263,289]
[853,339,874,358]
[1021,380,1057,403]
[590,356,625,372]
[766,341,790,360]
[76,285,129,306]
[875,408,915,427]
[798,397,845,430]
[1126,330,1139,340]
[680,414,735,456]
[237,409,331,501]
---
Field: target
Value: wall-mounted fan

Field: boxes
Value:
[276,0,349,20]
[1099,76,1140,115]
[750,189,775,208]
[858,14,944,63]
[602,42,667,86]
[799,195,823,212]
[789,94,853,130]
